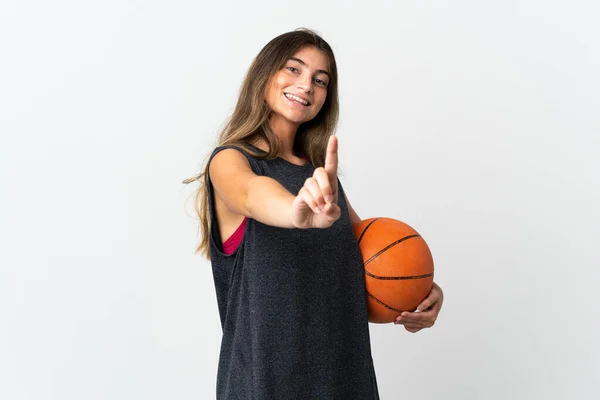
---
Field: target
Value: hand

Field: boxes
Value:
[395,282,444,333]
[291,135,341,229]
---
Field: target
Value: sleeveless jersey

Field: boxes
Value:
[206,143,380,399]
[222,153,306,255]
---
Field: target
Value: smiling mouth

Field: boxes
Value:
[284,92,311,106]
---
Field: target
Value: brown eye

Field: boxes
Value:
[314,78,328,87]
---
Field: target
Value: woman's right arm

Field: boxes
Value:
[209,136,341,230]
[209,148,297,228]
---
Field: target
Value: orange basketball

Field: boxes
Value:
[352,217,434,323]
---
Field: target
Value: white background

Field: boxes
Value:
[1,1,599,399]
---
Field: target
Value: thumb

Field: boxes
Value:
[323,201,341,221]
[416,299,432,312]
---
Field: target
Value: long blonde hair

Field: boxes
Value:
[183,28,340,259]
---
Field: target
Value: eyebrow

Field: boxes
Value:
[289,57,331,80]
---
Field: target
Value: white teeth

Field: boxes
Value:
[285,93,308,105]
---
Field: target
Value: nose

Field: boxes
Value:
[296,76,313,93]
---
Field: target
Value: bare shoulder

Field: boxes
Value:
[209,147,253,177]
[208,147,258,216]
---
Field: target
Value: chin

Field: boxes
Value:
[287,115,310,124]
[271,104,316,125]
[277,111,310,125]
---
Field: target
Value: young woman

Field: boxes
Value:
[184,28,444,399]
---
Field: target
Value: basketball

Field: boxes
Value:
[352,217,434,323]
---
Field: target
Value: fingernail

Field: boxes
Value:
[325,195,333,202]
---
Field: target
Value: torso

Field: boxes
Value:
[207,143,379,399]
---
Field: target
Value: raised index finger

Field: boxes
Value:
[324,135,338,178]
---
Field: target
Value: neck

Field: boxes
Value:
[268,115,299,158]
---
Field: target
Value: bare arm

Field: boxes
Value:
[209,148,295,228]
[210,136,341,230]
[343,192,362,225]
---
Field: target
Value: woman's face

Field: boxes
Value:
[265,46,331,128]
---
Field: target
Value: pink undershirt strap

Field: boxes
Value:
[222,217,247,255]
[222,152,307,255]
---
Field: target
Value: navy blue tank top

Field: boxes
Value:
[207,143,379,399]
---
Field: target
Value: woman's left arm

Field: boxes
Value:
[343,192,362,225]
[395,282,444,333]
[344,193,444,333]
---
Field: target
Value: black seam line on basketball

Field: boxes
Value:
[357,218,381,245]
[363,234,421,266]
[366,291,405,313]
[365,271,434,280]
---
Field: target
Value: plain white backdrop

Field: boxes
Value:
[1,1,599,399]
